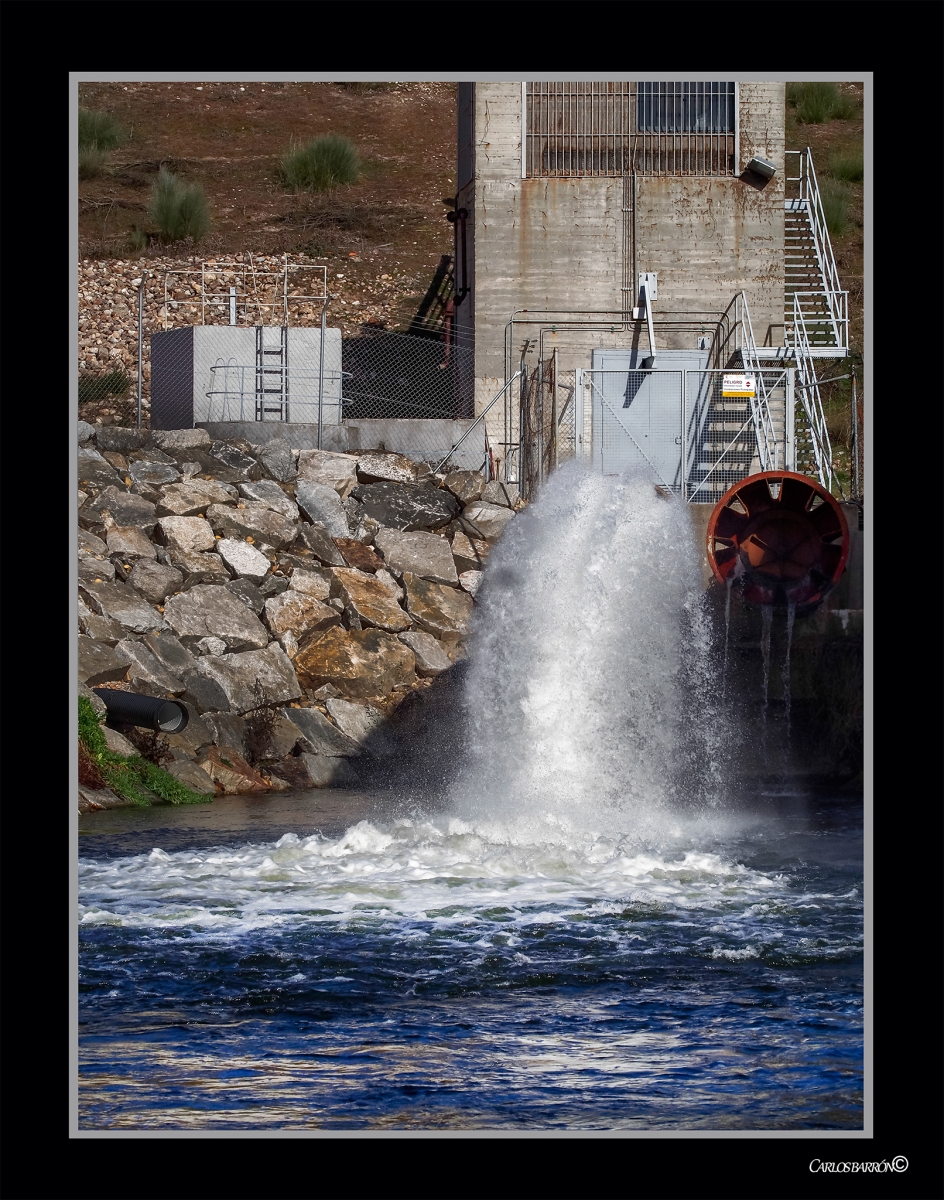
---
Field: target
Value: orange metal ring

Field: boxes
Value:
[706,471,849,611]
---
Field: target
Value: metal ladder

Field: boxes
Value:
[255,325,289,421]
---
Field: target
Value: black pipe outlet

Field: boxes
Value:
[92,690,190,734]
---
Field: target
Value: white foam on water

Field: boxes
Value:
[79,816,802,938]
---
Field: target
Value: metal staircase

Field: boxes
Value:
[783,149,849,355]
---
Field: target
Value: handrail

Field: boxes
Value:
[434,371,522,472]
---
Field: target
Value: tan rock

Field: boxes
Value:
[296,450,359,498]
[197,745,270,794]
[156,480,239,517]
[331,567,413,633]
[451,530,489,574]
[402,572,475,638]
[294,626,416,699]
[264,591,340,642]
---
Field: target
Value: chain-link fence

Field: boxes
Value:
[515,365,796,502]
[79,256,484,471]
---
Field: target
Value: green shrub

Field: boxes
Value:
[819,178,853,237]
[79,147,107,179]
[280,134,361,192]
[79,109,127,151]
[828,151,863,182]
[787,82,857,124]
[78,369,132,404]
[78,694,211,806]
[148,167,211,242]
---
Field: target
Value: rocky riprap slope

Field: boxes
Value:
[77,423,520,810]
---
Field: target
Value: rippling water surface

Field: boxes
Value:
[78,793,862,1130]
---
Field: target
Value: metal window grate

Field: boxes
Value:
[524,82,737,178]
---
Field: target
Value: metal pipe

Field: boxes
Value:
[434,371,521,473]
[136,272,145,429]
[92,689,190,734]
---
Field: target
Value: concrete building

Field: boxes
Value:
[450,82,846,499]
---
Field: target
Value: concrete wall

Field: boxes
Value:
[463,82,786,438]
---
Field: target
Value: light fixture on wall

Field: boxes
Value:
[745,156,777,179]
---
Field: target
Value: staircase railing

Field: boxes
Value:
[784,148,849,352]
[791,295,838,493]
[726,291,781,471]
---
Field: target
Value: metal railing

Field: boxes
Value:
[784,148,849,352]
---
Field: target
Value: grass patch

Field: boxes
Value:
[79,109,127,151]
[828,151,863,182]
[787,82,858,124]
[280,134,361,192]
[148,166,211,242]
[78,695,211,806]
[819,178,853,237]
[79,147,108,179]
[78,369,132,404]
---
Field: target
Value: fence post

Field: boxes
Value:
[552,347,559,472]
[537,355,544,488]
[318,299,327,450]
[786,367,796,472]
[136,272,146,429]
[574,368,584,463]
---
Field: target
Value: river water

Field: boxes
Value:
[78,466,863,1130]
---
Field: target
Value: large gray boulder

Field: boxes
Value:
[295,481,349,538]
[84,487,157,534]
[287,706,360,757]
[325,698,383,744]
[402,572,474,638]
[208,440,263,480]
[162,584,270,651]
[296,753,340,787]
[237,480,299,521]
[129,461,180,490]
[296,450,359,498]
[156,480,239,517]
[253,439,297,482]
[330,567,412,633]
[481,481,520,509]
[351,482,459,531]
[116,637,186,696]
[288,568,331,602]
[373,528,458,585]
[174,553,232,588]
[77,448,126,491]
[165,759,218,795]
[78,638,132,686]
[224,578,267,615]
[397,630,452,676]
[264,591,340,643]
[451,530,489,574]
[156,515,216,556]
[79,580,166,633]
[127,559,184,604]
[356,452,417,485]
[459,501,516,541]
[295,521,347,566]
[185,643,302,713]
[97,426,147,454]
[140,630,198,677]
[78,549,116,586]
[147,428,212,454]
[215,538,272,584]
[206,502,297,549]
[77,421,96,446]
[443,470,485,505]
[78,599,127,645]
[294,626,416,700]
[106,526,157,562]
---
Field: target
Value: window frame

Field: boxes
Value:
[521,81,740,179]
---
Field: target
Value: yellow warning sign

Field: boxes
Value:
[722,374,756,398]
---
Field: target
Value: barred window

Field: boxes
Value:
[524,82,737,178]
